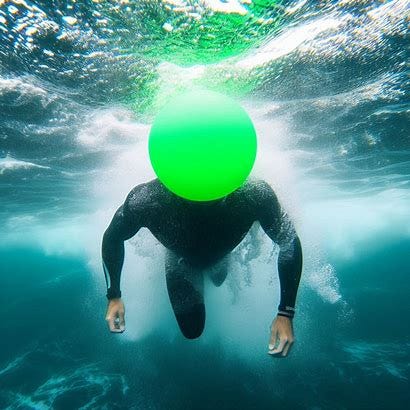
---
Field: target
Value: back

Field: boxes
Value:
[123,178,279,266]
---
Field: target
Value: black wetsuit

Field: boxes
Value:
[102,178,302,339]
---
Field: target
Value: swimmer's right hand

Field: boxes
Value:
[105,298,125,333]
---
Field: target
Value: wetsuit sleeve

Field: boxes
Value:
[101,197,142,300]
[257,183,303,318]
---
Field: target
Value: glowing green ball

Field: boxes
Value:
[148,90,257,201]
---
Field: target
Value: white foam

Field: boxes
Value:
[0,76,48,100]
[82,119,332,354]
[0,155,50,174]
[236,16,343,69]
[77,107,148,149]
[202,0,248,15]
[163,0,248,15]
[80,103,342,346]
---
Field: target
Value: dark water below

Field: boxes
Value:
[0,236,408,409]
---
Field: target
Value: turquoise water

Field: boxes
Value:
[1,1,409,409]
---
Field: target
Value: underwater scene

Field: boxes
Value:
[0,0,409,409]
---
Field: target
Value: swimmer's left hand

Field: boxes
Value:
[105,298,126,333]
[268,315,294,357]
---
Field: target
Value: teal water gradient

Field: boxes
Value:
[0,0,409,408]
[0,236,408,409]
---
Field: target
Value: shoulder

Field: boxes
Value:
[238,178,279,206]
[226,179,280,221]
[123,179,165,215]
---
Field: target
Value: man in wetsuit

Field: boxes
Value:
[102,178,302,357]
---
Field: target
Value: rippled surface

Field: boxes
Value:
[1,0,408,219]
[0,1,409,409]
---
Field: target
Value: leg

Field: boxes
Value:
[207,255,230,287]
[165,250,205,339]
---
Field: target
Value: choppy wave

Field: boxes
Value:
[342,341,410,381]
[0,346,129,409]
[0,154,50,174]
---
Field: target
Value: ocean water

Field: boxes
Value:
[0,0,409,409]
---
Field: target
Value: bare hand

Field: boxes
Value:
[105,298,125,333]
[268,315,294,357]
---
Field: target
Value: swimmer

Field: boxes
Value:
[102,178,302,357]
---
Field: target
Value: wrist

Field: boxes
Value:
[277,312,293,321]
[106,289,121,300]
[277,304,295,319]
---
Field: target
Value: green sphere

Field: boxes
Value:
[148,90,257,201]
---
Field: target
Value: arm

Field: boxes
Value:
[257,182,303,356]
[102,194,142,332]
